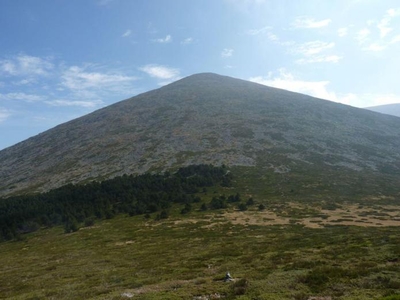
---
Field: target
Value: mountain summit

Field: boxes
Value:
[1,73,400,197]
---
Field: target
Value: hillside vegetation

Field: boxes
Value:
[0,165,231,241]
[2,166,400,299]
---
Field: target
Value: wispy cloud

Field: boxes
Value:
[61,66,137,92]
[121,29,132,37]
[296,55,342,64]
[248,69,399,108]
[139,64,180,85]
[0,92,45,102]
[152,34,172,43]
[247,24,339,64]
[355,9,400,52]
[181,37,193,45]
[45,99,104,108]
[356,28,371,44]
[292,16,331,29]
[221,48,234,58]
[245,26,271,35]
[0,108,11,123]
[391,34,400,44]
[293,41,335,56]
[338,27,348,37]
[377,8,400,38]
[0,54,53,77]
[291,41,341,64]
[266,32,279,42]
[249,69,336,101]
[0,54,139,107]
[246,26,280,43]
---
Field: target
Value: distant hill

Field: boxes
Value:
[365,103,400,118]
[1,73,400,197]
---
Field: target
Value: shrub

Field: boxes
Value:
[232,278,249,296]
[84,217,95,227]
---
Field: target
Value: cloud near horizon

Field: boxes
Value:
[139,64,180,80]
[249,69,400,108]
[292,16,332,29]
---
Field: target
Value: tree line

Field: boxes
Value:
[0,164,232,241]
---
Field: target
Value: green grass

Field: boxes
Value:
[2,202,400,299]
[2,166,400,299]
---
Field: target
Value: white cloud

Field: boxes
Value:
[0,108,11,123]
[266,32,279,42]
[245,26,271,35]
[61,66,137,91]
[364,43,387,52]
[356,28,370,44]
[122,29,132,37]
[293,41,335,56]
[181,37,193,45]
[377,19,392,38]
[45,99,104,108]
[292,16,331,29]
[152,35,172,43]
[290,40,341,64]
[249,69,400,108]
[221,48,234,58]
[337,27,348,37]
[377,8,400,38]
[0,54,53,77]
[391,35,400,44]
[12,78,36,85]
[249,69,336,101]
[0,92,45,102]
[245,26,279,43]
[357,9,400,52]
[139,64,180,80]
[296,55,342,64]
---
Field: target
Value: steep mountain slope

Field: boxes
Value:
[366,103,400,118]
[1,73,400,197]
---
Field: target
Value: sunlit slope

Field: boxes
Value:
[1,73,400,197]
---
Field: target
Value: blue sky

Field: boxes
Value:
[1,0,400,150]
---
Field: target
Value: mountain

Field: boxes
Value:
[1,73,400,197]
[365,103,400,118]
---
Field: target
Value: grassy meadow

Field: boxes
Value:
[1,167,400,300]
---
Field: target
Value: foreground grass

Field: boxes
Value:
[2,202,400,299]
[2,165,400,300]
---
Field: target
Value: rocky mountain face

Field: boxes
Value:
[366,103,400,118]
[1,73,400,197]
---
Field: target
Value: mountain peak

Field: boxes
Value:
[1,74,400,197]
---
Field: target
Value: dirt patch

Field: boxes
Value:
[204,203,400,229]
[224,211,289,226]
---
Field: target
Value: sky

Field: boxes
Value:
[1,0,400,150]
